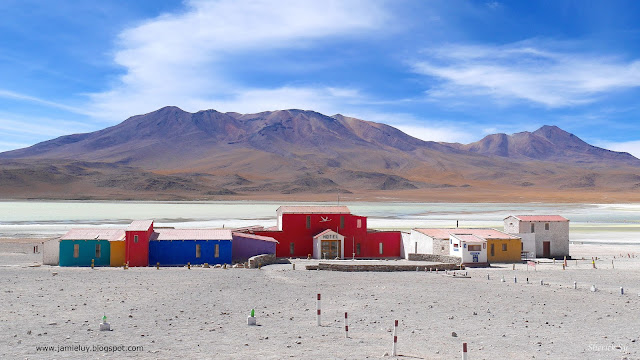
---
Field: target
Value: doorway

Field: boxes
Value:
[543,241,551,258]
[321,240,341,259]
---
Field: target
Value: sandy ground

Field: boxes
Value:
[1,242,640,359]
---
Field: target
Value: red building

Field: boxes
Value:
[125,220,153,267]
[250,206,401,259]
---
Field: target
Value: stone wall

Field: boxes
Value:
[248,254,277,268]
[407,253,461,264]
[306,262,460,272]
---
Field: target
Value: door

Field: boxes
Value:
[490,244,494,257]
[321,240,340,259]
[543,241,551,258]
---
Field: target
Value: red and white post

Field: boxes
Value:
[344,312,349,338]
[392,320,398,356]
[316,294,321,326]
[462,342,468,360]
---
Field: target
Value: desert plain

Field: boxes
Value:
[1,240,640,360]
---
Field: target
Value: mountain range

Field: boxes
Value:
[1,106,639,202]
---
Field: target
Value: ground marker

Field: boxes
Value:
[392,320,398,356]
[317,294,321,326]
[344,312,349,338]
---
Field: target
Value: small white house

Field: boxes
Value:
[313,229,344,259]
[449,234,488,267]
[504,215,569,258]
[406,229,452,259]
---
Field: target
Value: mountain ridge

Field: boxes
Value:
[1,106,639,202]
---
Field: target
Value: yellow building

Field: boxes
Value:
[110,240,126,267]
[486,237,522,263]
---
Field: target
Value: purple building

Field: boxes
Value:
[231,232,278,262]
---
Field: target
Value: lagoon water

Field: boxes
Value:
[1,200,639,244]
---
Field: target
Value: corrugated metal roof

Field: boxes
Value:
[510,215,569,222]
[127,220,153,231]
[151,229,232,241]
[60,229,125,241]
[277,206,350,214]
[451,234,486,243]
[232,232,279,243]
[414,228,519,240]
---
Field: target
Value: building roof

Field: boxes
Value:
[151,229,232,241]
[60,229,125,241]
[414,228,519,240]
[127,220,154,231]
[276,206,351,214]
[508,215,569,222]
[451,234,486,243]
[232,232,279,243]
[313,229,343,238]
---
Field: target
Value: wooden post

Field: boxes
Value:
[91,259,94,269]
[317,294,321,326]
[392,320,398,356]
[187,262,191,269]
[156,262,160,270]
[344,312,349,338]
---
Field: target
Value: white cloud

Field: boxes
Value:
[599,140,640,159]
[346,110,478,143]
[411,42,640,107]
[0,89,88,115]
[88,0,388,121]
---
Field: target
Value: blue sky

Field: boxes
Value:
[2,0,640,157]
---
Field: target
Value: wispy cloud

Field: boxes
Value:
[598,140,640,159]
[0,89,87,114]
[87,0,389,121]
[410,41,640,107]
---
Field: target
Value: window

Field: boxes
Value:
[306,216,310,229]
[134,235,139,243]
[468,245,481,251]
[357,219,362,228]
[453,243,459,248]
[530,223,535,233]
[196,244,201,258]
[73,244,79,258]
[95,243,101,258]
[214,244,220,258]
[502,244,507,251]
[545,223,550,230]
[290,243,295,255]
[379,242,383,255]
[356,243,361,255]
[340,216,345,229]
[441,246,445,251]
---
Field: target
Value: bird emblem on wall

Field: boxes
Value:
[320,217,331,223]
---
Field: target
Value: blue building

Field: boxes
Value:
[148,229,232,266]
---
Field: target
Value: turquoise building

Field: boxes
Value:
[59,229,124,267]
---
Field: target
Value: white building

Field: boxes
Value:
[313,229,344,259]
[503,215,569,258]
[405,229,452,259]
[449,234,488,267]
[42,238,60,265]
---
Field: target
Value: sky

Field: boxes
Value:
[2,0,640,157]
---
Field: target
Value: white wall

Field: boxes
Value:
[401,232,411,259]
[519,233,536,259]
[42,239,59,266]
[407,231,435,257]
